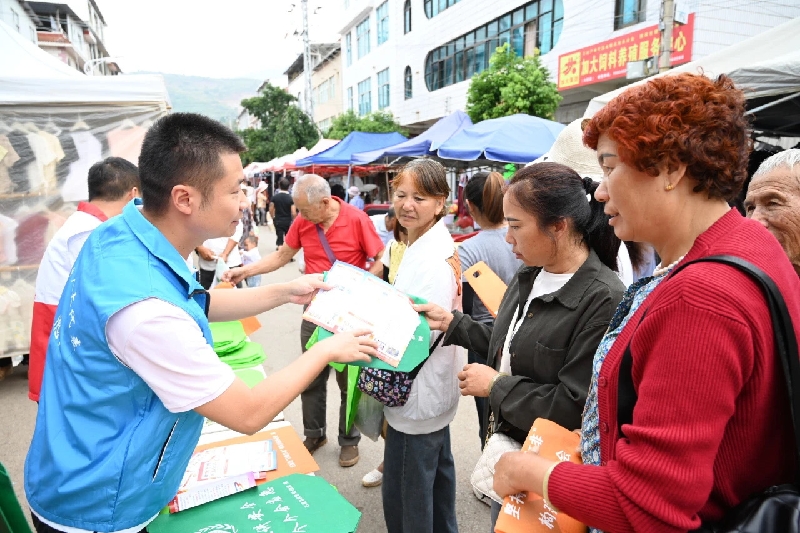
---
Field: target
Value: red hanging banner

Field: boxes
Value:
[557,13,695,90]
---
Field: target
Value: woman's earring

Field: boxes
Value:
[665,183,675,191]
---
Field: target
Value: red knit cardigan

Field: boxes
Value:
[549,209,799,533]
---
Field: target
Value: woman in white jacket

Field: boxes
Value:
[382,159,463,533]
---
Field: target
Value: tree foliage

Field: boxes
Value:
[238,82,319,165]
[325,109,407,140]
[466,43,562,123]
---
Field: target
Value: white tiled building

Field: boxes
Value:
[1,0,39,43]
[28,0,120,75]
[338,0,800,131]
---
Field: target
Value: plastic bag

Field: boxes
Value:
[213,257,229,286]
[354,393,385,442]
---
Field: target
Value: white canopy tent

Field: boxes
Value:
[0,19,171,107]
[583,17,800,136]
[0,19,171,361]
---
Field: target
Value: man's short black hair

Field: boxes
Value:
[330,183,346,200]
[87,157,140,202]
[278,178,290,191]
[138,113,246,215]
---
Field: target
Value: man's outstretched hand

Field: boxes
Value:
[312,329,377,364]
[222,266,247,285]
[284,274,333,305]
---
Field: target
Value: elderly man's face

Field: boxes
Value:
[745,166,800,269]
[294,193,329,224]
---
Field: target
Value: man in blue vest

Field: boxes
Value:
[24,113,376,533]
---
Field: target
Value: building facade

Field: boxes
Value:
[284,43,344,132]
[311,47,344,132]
[1,0,39,43]
[337,0,800,130]
[28,0,119,75]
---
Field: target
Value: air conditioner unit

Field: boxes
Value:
[626,57,657,79]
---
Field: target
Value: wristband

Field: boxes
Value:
[486,372,508,397]
[542,462,560,513]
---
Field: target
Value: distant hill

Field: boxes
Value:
[151,73,262,127]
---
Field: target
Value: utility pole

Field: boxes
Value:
[301,0,315,123]
[658,0,675,72]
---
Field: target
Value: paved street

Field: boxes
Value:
[0,226,489,533]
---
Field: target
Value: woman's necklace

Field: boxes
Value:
[653,254,686,277]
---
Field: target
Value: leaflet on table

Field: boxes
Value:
[177,440,278,493]
[168,472,256,513]
[302,261,420,368]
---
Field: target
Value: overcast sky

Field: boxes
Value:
[101,0,339,83]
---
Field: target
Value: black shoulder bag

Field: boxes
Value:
[618,255,800,533]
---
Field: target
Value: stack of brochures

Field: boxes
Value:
[168,440,278,513]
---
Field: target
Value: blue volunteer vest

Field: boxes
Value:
[25,199,213,532]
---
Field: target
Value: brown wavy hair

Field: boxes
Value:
[583,73,751,201]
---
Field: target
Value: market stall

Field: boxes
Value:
[436,113,565,164]
[295,131,407,202]
[0,19,171,361]
[350,110,473,165]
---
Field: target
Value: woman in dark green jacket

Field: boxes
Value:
[415,162,625,528]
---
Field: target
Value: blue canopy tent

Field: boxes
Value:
[436,114,565,164]
[295,131,407,200]
[350,110,473,165]
[295,131,407,167]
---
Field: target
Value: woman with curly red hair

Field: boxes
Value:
[493,73,800,532]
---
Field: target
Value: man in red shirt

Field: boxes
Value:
[227,174,384,467]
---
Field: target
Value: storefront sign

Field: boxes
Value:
[557,13,695,90]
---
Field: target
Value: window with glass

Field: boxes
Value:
[376,2,389,45]
[356,17,371,58]
[404,66,413,99]
[314,77,336,105]
[424,0,461,18]
[424,0,563,92]
[358,78,372,116]
[377,68,390,109]
[347,86,353,111]
[404,0,412,33]
[345,33,352,66]
[615,0,646,30]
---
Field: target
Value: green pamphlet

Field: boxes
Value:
[210,321,248,354]
[148,474,361,533]
[218,341,266,369]
[234,367,265,387]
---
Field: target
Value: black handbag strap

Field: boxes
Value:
[617,255,800,476]
[408,332,444,379]
[315,224,337,266]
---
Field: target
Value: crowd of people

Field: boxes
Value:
[16,71,800,533]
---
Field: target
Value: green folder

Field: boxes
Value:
[148,474,361,533]
[234,367,266,387]
[209,321,248,355]
[218,341,266,369]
